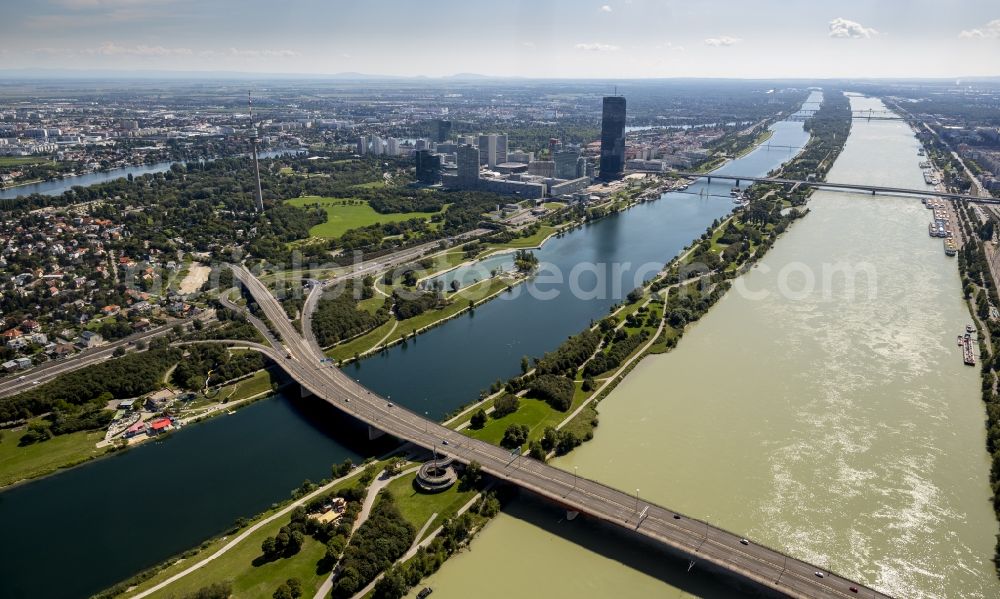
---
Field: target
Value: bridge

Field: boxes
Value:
[224,265,889,598]
[671,171,996,203]
[784,109,904,122]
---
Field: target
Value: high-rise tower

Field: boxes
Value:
[598,96,626,181]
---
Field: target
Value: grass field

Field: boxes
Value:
[386,472,476,541]
[0,425,104,488]
[123,462,388,599]
[387,279,509,343]
[0,156,47,167]
[486,225,557,251]
[464,398,557,445]
[286,196,440,239]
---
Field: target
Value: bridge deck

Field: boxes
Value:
[229,265,891,599]
[670,171,994,203]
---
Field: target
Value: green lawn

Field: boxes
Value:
[286,196,440,239]
[326,319,396,362]
[0,156,47,167]
[139,527,329,599]
[464,398,558,445]
[486,225,557,250]
[386,472,476,541]
[0,426,104,488]
[351,180,387,190]
[388,279,508,343]
[124,464,388,599]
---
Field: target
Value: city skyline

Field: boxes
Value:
[1,0,998,79]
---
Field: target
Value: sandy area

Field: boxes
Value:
[178,262,211,294]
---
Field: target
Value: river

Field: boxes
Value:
[411,96,1000,598]
[0,149,302,200]
[0,94,820,599]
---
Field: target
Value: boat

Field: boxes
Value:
[963,332,977,366]
[730,187,740,197]
[944,240,957,256]
[929,222,937,237]
[417,588,433,599]
[967,324,974,333]
[918,148,926,156]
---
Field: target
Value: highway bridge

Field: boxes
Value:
[671,171,996,204]
[226,264,890,599]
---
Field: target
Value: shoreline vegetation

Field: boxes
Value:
[947,188,1000,570]
[96,93,852,599]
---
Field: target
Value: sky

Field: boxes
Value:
[0,0,998,79]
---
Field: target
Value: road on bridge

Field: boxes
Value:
[229,264,890,599]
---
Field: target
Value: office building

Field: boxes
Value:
[415,150,441,184]
[357,136,367,155]
[553,150,582,179]
[477,133,507,168]
[599,96,627,180]
[433,119,452,143]
[456,144,481,184]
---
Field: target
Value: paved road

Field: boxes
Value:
[229,265,890,599]
[0,313,213,401]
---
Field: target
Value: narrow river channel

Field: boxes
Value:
[0,94,821,599]
[410,96,1000,598]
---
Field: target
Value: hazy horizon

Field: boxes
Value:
[1,0,998,79]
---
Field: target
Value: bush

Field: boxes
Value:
[492,393,519,418]
[528,374,574,411]
[500,424,529,450]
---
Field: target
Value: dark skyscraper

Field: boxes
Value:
[415,150,441,184]
[433,119,452,143]
[598,96,626,181]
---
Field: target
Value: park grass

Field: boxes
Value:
[464,398,557,446]
[0,156,47,167]
[385,472,476,541]
[220,368,282,402]
[122,463,387,599]
[485,225,556,251]
[140,527,329,599]
[0,426,104,488]
[351,180,387,190]
[326,320,396,363]
[285,196,440,239]
[386,279,509,344]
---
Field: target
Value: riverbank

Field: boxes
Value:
[0,96,824,599]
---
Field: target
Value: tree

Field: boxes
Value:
[520,355,530,374]
[470,409,487,429]
[450,279,460,292]
[261,536,277,557]
[372,566,407,599]
[459,460,482,490]
[113,346,126,357]
[273,584,293,599]
[500,424,529,450]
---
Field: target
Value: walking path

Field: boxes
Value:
[314,465,419,599]
[348,493,483,599]
[127,467,365,599]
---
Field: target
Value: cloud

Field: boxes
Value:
[655,41,686,53]
[959,19,1000,39]
[88,42,193,56]
[575,42,620,52]
[522,41,536,48]
[828,18,879,39]
[600,5,612,12]
[704,36,742,47]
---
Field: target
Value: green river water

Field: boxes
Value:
[410,97,1000,598]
